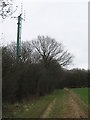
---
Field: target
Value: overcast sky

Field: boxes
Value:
[0,0,88,69]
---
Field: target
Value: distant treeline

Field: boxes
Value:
[2,36,89,103]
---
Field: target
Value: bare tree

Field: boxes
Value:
[21,41,32,63]
[0,0,18,19]
[32,36,73,67]
[6,41,33,63]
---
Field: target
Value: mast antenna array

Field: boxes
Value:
[12,3,25,60]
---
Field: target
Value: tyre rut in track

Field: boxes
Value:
[41,98,56,118]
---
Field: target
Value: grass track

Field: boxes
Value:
[47,90,67,118]
[3,88,88,118]
[3,90,60,118]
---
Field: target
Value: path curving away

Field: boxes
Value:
[61,89,88,118]
[41,89,88,118]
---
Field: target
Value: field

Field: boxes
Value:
[3,88,88,118]
[72,88,88,104]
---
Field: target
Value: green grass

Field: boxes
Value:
[3,90,62,118]
[72,88,88,104]
[48,89,65,118]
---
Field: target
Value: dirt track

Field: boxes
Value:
[61,90,88,118]
[41,89,88,118]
